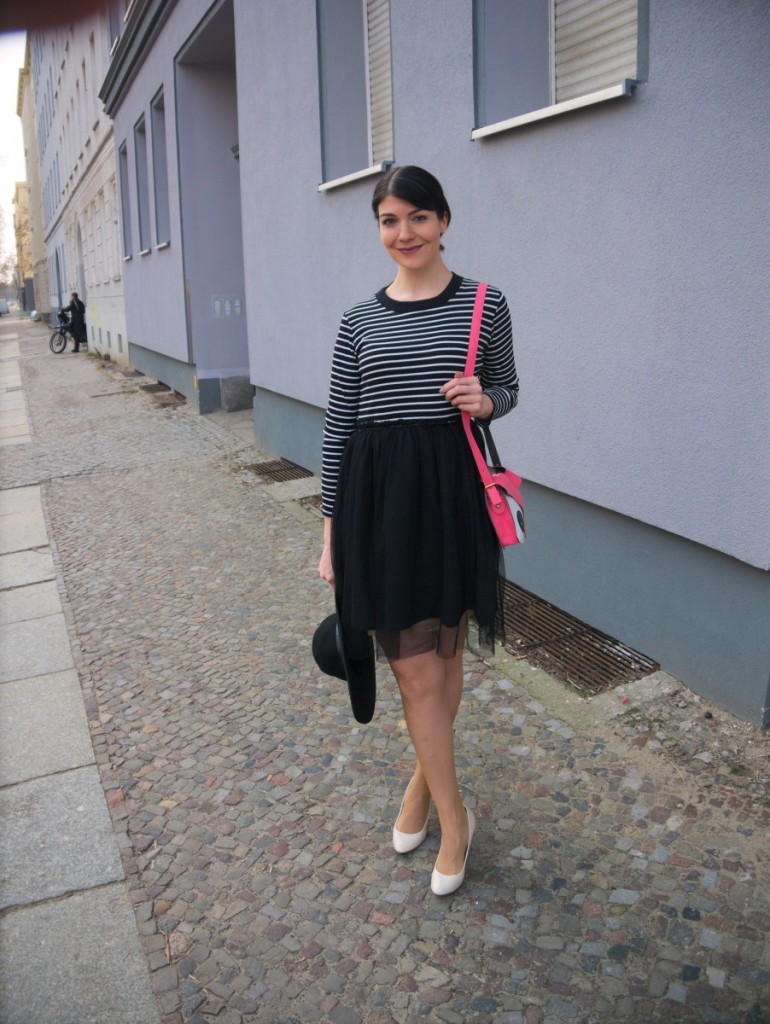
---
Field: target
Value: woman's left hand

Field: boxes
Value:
[440,372,494,419]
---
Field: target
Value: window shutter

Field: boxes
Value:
[554,0,638,103]
[366,0,393,164]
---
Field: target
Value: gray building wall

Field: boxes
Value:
[102,0,769,723]
[236,0,769,724]
[108,0,249,411]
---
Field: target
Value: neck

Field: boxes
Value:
[387,261,452,302]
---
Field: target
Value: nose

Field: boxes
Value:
[397,219,414,241]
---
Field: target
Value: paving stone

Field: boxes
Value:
[0,884,158,1024]
[5,334,769,1024]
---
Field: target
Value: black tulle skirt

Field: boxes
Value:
[332,417,500,661]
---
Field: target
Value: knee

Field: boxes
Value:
[393,655,444,705]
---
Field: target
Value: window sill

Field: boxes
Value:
[471,80,636,140]
[122,255,132,262]
[139,248,152,256]
[154,241,170,250]
[318,161,392,193]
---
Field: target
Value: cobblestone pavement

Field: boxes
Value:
[7,326,770,1024]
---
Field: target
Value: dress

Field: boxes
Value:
[321,274,519,661]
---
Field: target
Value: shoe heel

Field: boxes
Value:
[430,806,475,896]
[392,786,430,854]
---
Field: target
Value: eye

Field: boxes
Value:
[413,214,428,222]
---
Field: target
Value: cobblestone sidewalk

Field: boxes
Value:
[9,329,770,1024]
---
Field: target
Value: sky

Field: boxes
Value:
[0,32,28,263]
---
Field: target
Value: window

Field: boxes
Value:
[108,2,123,52]
[118,141,133,256]
[151,89,170,245]
[473,0,646,138]
[317,0,393,188]
[134,117,151,251]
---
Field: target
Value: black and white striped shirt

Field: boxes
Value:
[321,273,519,515]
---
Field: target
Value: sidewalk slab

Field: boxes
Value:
[0,580,60,625]
[0,548,55,590]
[0,670,94,786]
[0,508,47,554]
[0,409,28,426]
[0,612,74,683]
[265,475,322,502]
[0,486,41,516]
[0,885,160,1024]
[0,392,24,409]
[0,766,124,910]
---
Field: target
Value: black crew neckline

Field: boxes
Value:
[376,272,463,312]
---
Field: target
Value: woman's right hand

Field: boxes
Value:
[318,546,335,588]
[319,517,335,588]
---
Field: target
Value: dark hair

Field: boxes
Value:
[371,165,451,228]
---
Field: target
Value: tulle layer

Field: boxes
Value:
[332,418,500,661]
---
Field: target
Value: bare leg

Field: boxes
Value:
[391,636,470,876]
[395,621,467,835]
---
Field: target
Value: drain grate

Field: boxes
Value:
[139,382,170,393]
[247,458,314,484]
[153,390,186,406]
[496,579,658,695]
[297,494,325,519]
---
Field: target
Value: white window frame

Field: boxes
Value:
[317,0,394,192]
[472,0,647,141]
[133,115,152,253]
[151,88,171,246]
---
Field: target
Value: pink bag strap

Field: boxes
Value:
[461,284,504,503]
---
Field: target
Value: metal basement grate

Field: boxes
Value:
[247,459,314,484]
[297,494,325,518]
[496,579,659,695]
[153,390,186,406]
[139,382,170,393]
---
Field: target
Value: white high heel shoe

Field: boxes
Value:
[392,785,430,854]
[430,806,475,896]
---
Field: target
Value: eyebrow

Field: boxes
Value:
[378,208,426,220]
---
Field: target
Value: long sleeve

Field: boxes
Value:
[321,315,361,516]
[480,292,518,420]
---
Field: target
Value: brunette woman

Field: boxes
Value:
[318,165,518,895]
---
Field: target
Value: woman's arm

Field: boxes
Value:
[318,515,334,588]
[321,315,361,516]
[479,292,519,420]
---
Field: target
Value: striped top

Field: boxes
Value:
[321,273,519,515]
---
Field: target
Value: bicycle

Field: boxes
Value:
[49,310,79,354]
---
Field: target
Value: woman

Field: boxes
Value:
[318,166,518,896]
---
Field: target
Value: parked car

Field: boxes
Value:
[0,299,10,316]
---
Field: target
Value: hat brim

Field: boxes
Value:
[312,613,376,724]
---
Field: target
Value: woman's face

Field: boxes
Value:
[376,196,448,272]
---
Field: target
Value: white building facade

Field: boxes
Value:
[100,0,769,724]
[27,8,127,361]
[17,45,49,320]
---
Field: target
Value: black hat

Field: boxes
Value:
[312,613,376,723]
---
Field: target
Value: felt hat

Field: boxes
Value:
[312,613,376,724]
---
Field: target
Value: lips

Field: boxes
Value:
[397,245,423,254]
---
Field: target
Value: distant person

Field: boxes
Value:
[62,292,87,352]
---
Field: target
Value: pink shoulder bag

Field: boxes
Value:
[461,283,526,547]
